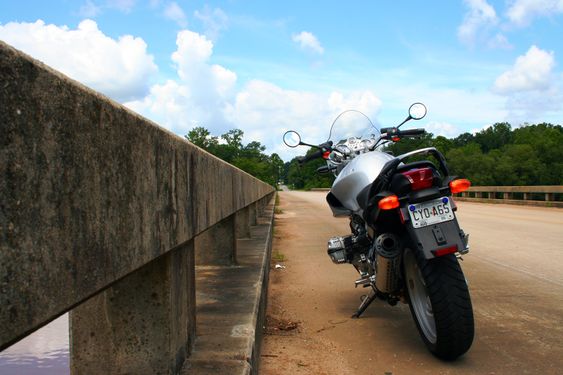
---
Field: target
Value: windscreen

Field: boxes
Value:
[327,110,380,145]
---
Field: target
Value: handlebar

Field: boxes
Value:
[297,149,324,165]
[297,141,333,165]
[380,127,426,139]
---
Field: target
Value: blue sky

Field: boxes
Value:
[1,0,562,160]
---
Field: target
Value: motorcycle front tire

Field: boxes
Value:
[403,248,474,360]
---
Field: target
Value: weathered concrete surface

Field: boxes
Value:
[195,214,237,266]
[0,41,274,349]
[236,206,252,239]
[70,240,195,375]
[181,201,274,374]
[455,196,563,208]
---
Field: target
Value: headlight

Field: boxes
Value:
[336,144,351,155]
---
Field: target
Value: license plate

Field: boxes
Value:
[408,198,454,228]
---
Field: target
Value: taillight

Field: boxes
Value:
[432,245,458,257]
[378,195,399,210]
[401,167,434,191]
[449,178,471,194]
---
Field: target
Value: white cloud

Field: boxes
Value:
[499,87,563,125]
[0,19,157,102]
[292,31,324,55]
[487,33,512,50]
[109,0,136,13]
[164,2,188,28]
[491,45,562,122]
[493,45,555,94]
[194,6,229,41]
[425,122,461,138]
[125,29,381,160]
[79,0,101,17]
[171,30,237,99]
[506,0,563,27]
[224,82,381,160]
[126,30,237,136]
[458,0,498,45]
[78,0,136,17]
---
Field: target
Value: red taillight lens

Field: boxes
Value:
[378,195,400,210]
[449,178,471,194]
[402,167,434,191]
[432,245,458,257]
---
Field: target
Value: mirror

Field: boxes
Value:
[409,102,427,120]
[283,130,302,148]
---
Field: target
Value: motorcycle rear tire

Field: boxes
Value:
[404,248,474,360]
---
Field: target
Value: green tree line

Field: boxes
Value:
[185,127,284,187]
[284,122,562,188]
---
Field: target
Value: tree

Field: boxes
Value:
[284,148,335,190]
[186,127,218,150]
[269,153,284,184]
[188,122,563,189]
[473,122,512,152]
[185,127,282,187]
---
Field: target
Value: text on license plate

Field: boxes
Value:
[408,198,454,228]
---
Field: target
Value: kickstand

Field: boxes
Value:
[351,288,377,318]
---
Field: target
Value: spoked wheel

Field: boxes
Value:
[403,248,474,360]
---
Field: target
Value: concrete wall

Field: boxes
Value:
[0,39,274,373]
[456,186,563,208]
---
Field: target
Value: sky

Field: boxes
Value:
[1,0,562,160]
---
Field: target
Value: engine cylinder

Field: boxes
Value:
[327,233,370,264]
[374,233,402,293]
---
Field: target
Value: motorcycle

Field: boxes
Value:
[283,103,474,359]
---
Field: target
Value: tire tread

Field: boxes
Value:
[406,250,474,360]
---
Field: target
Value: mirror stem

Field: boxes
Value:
[397,116,413,129]
[300,141,321,149]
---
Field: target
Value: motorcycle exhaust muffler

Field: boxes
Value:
[374,233,402,293]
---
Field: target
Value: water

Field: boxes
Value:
[0,314,70,374]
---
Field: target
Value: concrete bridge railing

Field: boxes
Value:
[0,41,275,373]
[455,185,563,208]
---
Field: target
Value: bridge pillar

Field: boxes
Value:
[195,214,237,265]
[250,202,258,225]
[69,240,195,375]
[236,207,251,239]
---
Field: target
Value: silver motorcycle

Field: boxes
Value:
[283,103,474,359]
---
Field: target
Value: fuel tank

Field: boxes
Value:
[330,151,395,214]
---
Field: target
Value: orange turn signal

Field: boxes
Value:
[378,195,400,210]
[449,179,471,194]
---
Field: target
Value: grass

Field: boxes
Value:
[272,249,286,262]
[274,192,283,214]
[272,192,285,262]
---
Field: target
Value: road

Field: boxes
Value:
[261,191,563,375]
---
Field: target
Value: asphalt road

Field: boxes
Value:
[261,191,563,375]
